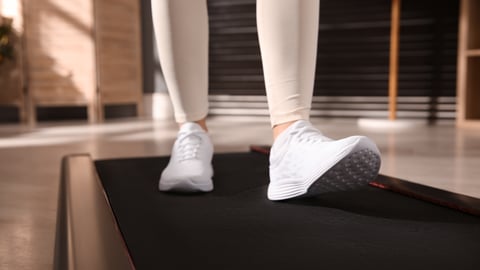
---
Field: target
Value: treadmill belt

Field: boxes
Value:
[95,153,480,270]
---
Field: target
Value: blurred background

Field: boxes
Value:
[0,0,472,124]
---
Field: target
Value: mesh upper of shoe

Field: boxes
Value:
[161,123,213,182]
[269,120,356,183]
[176,132,202,161]
[267,120,381,200]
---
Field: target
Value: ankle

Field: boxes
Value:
[180,118,208,132]
[272,120,297,141]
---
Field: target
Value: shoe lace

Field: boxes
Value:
[177,133,202,161]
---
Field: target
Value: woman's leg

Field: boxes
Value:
[151,0,209,129]
[256,0,320,139]
[257,1,381,201]
[152,0,213,192]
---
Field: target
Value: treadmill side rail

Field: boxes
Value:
[54,154,135,270]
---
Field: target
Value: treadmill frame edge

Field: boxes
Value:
[53,154,135,270]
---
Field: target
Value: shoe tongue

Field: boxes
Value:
[180,122,204,133]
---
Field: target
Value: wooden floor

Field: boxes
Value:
[0,116,479,269]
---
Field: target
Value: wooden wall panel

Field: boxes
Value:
[23,0,96,108]
[1,0,144,122]
[95,0,143,116]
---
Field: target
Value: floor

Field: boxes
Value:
[0,116,479,270]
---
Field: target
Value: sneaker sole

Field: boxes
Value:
[268,137,381,200]
[303,147,380,197]
[159,179,213,193]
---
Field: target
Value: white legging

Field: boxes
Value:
[151,0,320,127]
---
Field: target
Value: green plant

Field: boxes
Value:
[0,19,14,64]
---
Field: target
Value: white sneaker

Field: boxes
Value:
[159,122,214,192]
[268,120,381,201]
